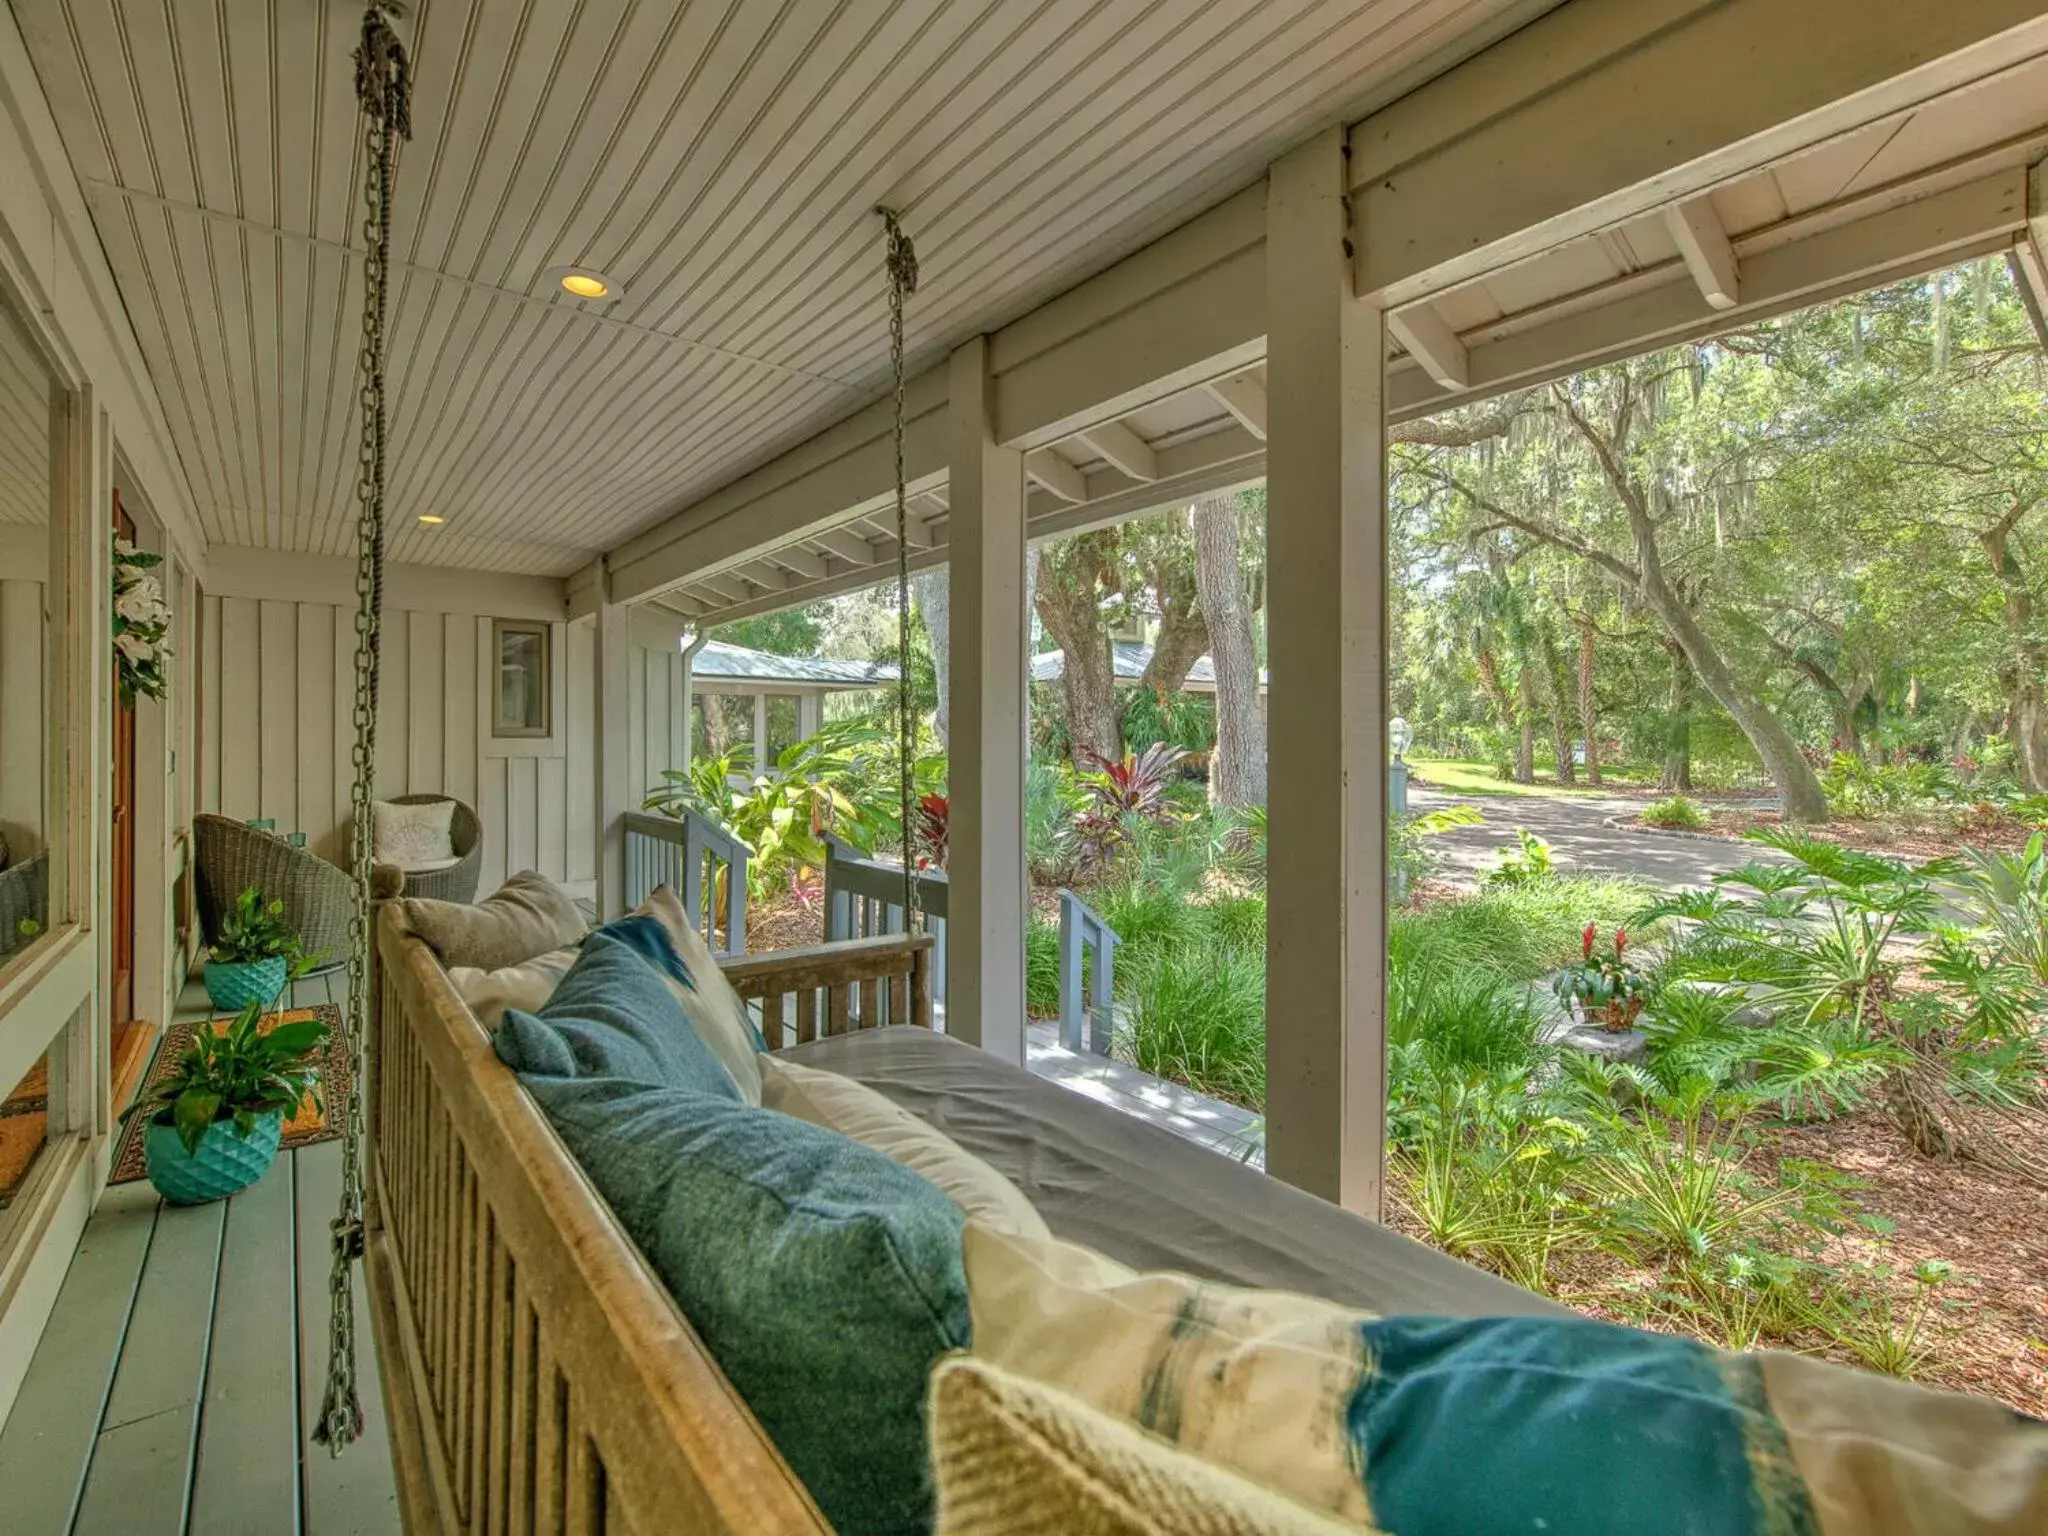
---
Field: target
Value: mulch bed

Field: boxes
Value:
[1388,1112,2048,1416]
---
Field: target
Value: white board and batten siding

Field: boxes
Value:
[197,549,595,897]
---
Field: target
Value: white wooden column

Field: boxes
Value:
[593,593,632,919]
[1263,128,1389,1214]
[944,335,1028,1060]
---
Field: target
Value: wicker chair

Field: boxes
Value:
[193,814,354,975]
[365,793,484,904]
[0,853,48,962]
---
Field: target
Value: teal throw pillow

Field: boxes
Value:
[494,931,737,1101]
[517,1073,969,1536]
[1349,1315,1815,1535]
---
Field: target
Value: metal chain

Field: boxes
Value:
[315,3,409,1454]
[878,209,921,934]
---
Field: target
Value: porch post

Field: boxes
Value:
[944,335,1028,1060]
[594,591,632,919]
[1262,127,1390,1215]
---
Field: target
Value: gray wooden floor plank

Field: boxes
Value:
[0,1182,158,1535]
[295,1142,401,1536]
[72,1196,224,1535]
[188,1159,302,1536]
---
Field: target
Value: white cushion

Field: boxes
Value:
[760,1055,1051,1239]
[961,1223,1379,1526]
[373,798,457,870]
[447,945,579,1031]
[629,886,764,1106]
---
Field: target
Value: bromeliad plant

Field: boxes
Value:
[123,1000,329,1155]
[1552,923,1651,1031]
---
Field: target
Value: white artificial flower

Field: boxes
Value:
[113,535,136,558]
[115,587,158,624]
[116,632,151,665]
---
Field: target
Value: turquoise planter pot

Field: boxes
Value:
[143,1110,283,1205]
[204,955,287,1012]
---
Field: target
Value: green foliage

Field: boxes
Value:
[1075,744,1190,871]
[1389,803,1483,892]
[1485,828,1554,887]
[1121,687,1215,758]
[1024,917,1061,1018]
[643,718,939,896]
[1025,757,1086,883]
[710,605,826,656]
[1118,942,1267,1107]
[1639,794,1710,831]
[1950,831,2048,987]
[1551,924,1652,1031]
[124,1001,328,1155]
[1820,753,1957,819]
[1390,874,1649,984]
[209,888,322,975]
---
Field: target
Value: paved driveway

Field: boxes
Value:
[1408,786,1776,891]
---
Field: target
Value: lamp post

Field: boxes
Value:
[1388,716,1412,818]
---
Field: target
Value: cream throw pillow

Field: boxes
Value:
[626,887,764,1105]
[760,1056,1050,1239]
[961,1223,1380,1526]
[929,1356,1372,1536]
[448,945,578,1031]
[404,870,587,971]
[373,797,457,870]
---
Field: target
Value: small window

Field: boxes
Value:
[765,695,801,764]
[492,619,551,738]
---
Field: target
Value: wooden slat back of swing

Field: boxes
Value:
[364,904,832,1535]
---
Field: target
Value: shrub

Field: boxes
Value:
[1485,828,1555,887]
[1076,744,1189,870]
[1819,752,1956,819]
[1024,917,1061,1018]
[1639,794,1709,831]
[1391,875,1650,984]
[1194,893,1266,955]
[1119,943,1267,1107]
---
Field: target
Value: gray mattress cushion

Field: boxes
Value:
[778,1027,1563,1319]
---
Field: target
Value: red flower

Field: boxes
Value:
[1613,928,1628,958]
[1582,922,1597,960]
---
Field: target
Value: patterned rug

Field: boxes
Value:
[111,1003,349,1185]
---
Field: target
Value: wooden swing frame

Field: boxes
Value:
[363,902,932,1534]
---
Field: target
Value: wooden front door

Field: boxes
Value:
[110,496,136,1028]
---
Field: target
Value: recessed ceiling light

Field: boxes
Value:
[417,513,446,526]
[560,272,609,298]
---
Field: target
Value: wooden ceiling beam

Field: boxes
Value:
[1202,372,1267,440]
[2014,159,2048,349]
[1072,419,1158,481]
[1664,195,1741,310]
[772,546,829,581]
[1025,448,1087,502]
[1386,303,1471,389]
[814,528,877,565]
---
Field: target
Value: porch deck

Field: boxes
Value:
[0,978,400,1536]
[0,979,1255,1536]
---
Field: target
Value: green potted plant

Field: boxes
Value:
[122,1000,328,1204]
[1553,923,1652,1032]
[204,888,321,1011]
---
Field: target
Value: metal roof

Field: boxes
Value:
[693,639,896,689]
[1030,641,1267,692]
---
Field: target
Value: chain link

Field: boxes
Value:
[315,4,409,1454]
[878,209,921,935]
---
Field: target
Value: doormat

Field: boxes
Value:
[111,1003,350,1185]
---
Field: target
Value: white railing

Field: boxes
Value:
[820,835,950,1010]
[624,809,750,956]
[1056,888,1118,1055]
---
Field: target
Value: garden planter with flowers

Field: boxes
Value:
[1552,924,1651,1032]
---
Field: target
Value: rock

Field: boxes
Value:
[1541,1021,1649,1067]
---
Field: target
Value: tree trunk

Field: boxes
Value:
[1033,541,1123,767]
[1514,667,1537,784]
[1576,610,1601,786]
[1980,509,2048,793]
[1474,647,1520,777]
[1661,640,1694,793]
[1541,628,1575,785]
[1556,387,1831,821]
[910,569,949,749]
[1139,520,1208,696]
[1192,493,1265,806]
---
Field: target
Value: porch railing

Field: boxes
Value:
[623,809,750,956]
[821,835,949,1011]
[1057,888,1118,1055]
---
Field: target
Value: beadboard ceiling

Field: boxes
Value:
[16,0,1544,575]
